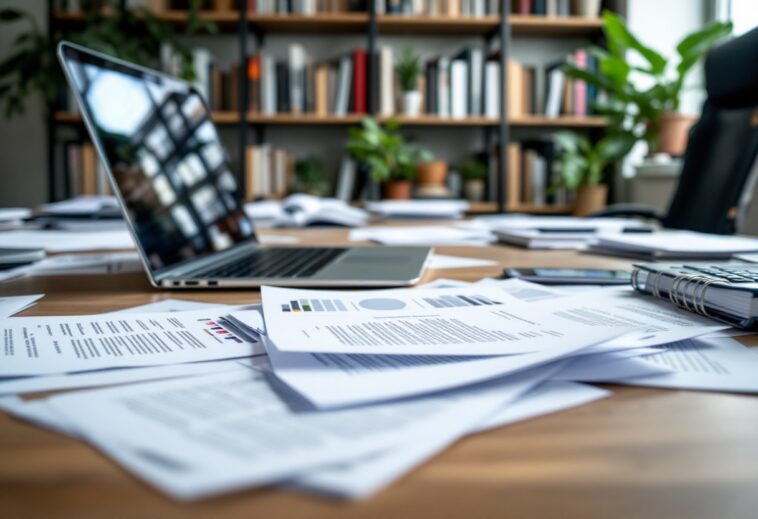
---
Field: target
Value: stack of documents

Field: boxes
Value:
[350,226,494,246]
[1,280,757,501]
[364,200,469,219]
[586,230,758,260]
[245,194,370,228]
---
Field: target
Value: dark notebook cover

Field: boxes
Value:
[276,61,290,113]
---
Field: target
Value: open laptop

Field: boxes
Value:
[57,42,431,288]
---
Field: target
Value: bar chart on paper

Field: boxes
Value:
[280,294,503,313]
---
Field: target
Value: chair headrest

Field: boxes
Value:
[706,26,758,109]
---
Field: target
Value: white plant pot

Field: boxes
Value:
[402,91,422,117]
[574,0,601,17]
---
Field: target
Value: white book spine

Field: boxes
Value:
[192,49,212,102]
[469,48,483,116]
[545,68,564,118]
[450,60,468,119]
[262,55,277,116]
[380,47,395,116]
[334,56,353,117]
[289,44,305,114]
[437,57,450,118]
[484,61,500,118]
[532,155,547,205]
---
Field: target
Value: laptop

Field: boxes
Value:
[57,42,431,288]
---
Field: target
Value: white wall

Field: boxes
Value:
[0,0,48,207]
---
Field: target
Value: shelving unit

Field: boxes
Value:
[47,1,623,213]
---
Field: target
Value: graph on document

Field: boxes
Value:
[280,294,503,313]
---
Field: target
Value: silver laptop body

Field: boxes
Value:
[57,42,431,288]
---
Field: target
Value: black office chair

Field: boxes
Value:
[595,26,758,235]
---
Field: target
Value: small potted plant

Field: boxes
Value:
[294,156,331,197]
[347,117,432,200]
[457,159,487,202]
[416,159,447,186]
[552,131,635,216]
[396,46,422,118]
[563,11,731,157]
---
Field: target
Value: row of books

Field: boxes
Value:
[374,0,500,16]
[508,50,599,118]
[512,0,598,16]
[60,142,111,197]
[244,145,296,200]
[249,0,364,14]
[494,140,572,206]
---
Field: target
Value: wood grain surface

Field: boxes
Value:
[1,224,757,518]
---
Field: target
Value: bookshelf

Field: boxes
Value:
[48,1,624,213]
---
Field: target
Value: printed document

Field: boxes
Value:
[260,285,647,356]
[0,230,135,252]
[0,306,264,377]
[45,366,551,500]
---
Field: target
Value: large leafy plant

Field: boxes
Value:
[347,117,432,182]
[552,131,636,189]
[0,1,216,117]
[563,11,732,153]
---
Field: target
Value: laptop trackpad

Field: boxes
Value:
[311,247,430,281]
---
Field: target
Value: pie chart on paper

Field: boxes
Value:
[358,298,407,311]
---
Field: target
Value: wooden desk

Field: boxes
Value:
[2,225,758,518]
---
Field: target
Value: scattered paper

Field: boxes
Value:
[260,285,640,356]
[257,234,301,245]
[0,230,135,252]
[428,254,498,270]
[0,294,43,318]
[610,337,758,393]
[0,208,31,221]
[365,200,469,219]
[40,195,118,215]
[29,252,142,275]
[45,366,550,500]
[0,306,264,377]
[295,380,610,499]
[350,226,494,246]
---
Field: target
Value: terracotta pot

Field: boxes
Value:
[383,180,413,200]
[213,0,235,10]
[657,112,696,157]
[463,180,485,202]
[573,184,608,216]
[416,160,447,186]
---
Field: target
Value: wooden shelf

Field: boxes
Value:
[246,13,369,33]
[52,9,241,31]
[376,15,499,34]
[510,15,604,37]
[53,111,243,125]
[510,116,608,127]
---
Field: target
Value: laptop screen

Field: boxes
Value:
[58,43,256,273]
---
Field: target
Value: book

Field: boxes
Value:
[483,60,500,118]
[437,57,450,118]
[450,60,468,119]
[544,64,565,118]
[288,44,306,114]
[248,54,262,113]
[352,49,368,114]
[379,46,395,117]
[334,55,353,116]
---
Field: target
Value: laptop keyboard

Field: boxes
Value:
[198,248,346,279]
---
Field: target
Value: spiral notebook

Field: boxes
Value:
[631,263,758,329]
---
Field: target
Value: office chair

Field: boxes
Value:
[595,26,758,235]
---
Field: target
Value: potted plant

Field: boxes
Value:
[552,131,635,216]
[563,11,732,157]
[0,3,216,117]
[396,46,422,118]
[294,156,331,197]
[457,159,487,202]
[416,160,447,186]
[346,117,432,200]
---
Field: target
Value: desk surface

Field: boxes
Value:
[2,225,758,518]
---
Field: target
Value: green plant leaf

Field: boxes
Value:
[602,10,667,75]
[677,21,733,60]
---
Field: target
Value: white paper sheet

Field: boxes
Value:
[0,294,43,318]
[40,195,118,215]
[260,285,645,357]
[609,337,758,393]
[257,235,301,245]
[0,230,135,252]
[261,284,725,357]
[0,306,264,377]
[349,226,494,246]
[428,254,498,269]
[45,366,552,500]
[364,200,469,219]
[552,350,671,382]
[28,252,142,275]
[294,380,610,499]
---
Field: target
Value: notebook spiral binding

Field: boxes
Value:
[631,268,727,318]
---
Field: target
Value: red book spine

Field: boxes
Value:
[517,0,532,14]
[353,49,367,115]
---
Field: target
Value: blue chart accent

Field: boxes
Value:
[323,300,336,311]
[335,300,348,311]
[311,299,324,311]
[358,298,407,311]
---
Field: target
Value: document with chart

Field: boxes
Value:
[261,285,646,356]
[0,306,265,377]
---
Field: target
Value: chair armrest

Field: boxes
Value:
[587,204,666,223]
